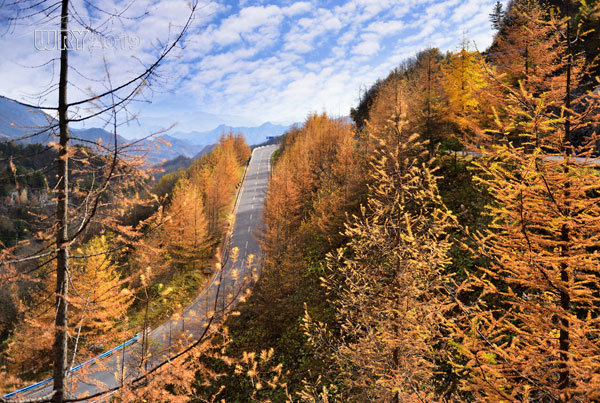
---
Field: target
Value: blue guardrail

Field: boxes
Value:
[3,335,139,399]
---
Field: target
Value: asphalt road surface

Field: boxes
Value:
[10,144,277,402]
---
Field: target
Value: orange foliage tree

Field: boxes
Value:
[7,235,133,378]
[404,48,450,149]
[303,84,456,402]
[190,133,248,235]
[441,40,492,144]
[448,3,600,400]
[489,0,555,92]
[163,177,211,271]
[211,114,364,398]
[262,114,362,261]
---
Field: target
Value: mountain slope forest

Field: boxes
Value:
[211,0,600,401]
[1,0,600,402]
[0,133,250,389]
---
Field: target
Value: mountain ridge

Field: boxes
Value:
[0,96,292,165]
[170,121,294,146]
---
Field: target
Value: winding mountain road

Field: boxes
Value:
[5,144,277,402]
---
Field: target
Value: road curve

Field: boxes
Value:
[6,144,277,402]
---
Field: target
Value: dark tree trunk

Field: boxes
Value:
[52,0,70,401]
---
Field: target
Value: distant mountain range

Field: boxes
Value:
[0,95,294,165]
[153,145,217,180]
[0,96,206,165]
[153,134,286,179]
[170,122,293,146]
[0,96,55,144]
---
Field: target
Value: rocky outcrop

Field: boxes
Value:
[3,188,50,207]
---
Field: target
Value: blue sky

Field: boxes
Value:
[0,0,507,139]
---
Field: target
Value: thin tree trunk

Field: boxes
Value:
[194,201,197,271]
[392,91,401,403]
[52,0,70,401]
[559,222,570,390]
[142,294,149,370]
[525,43,529,84]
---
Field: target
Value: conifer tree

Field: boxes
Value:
[450,4,600,400]
[316,86,456,402]
[490,1,505,31]
[262,156,303,255]
[163,177,211,271]
[228,132,252,166]
[441,41,492,144]
[7,236,133,377]
[490,0,554,93]
[196,140,240,235]
[405,48,449,150]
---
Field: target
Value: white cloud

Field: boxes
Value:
[282,2,312,16]
[283,8,342,54]
[402,18,442,43]
[0,0,504,137]
[211,5,283,47]
[365,20,404,36]
[337,30,356,46]
[451,0,486,23]
[353,33,381,56]
[426,0,461,18]
[187,2,311,57]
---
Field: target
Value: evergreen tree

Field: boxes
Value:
[490,1,505,31]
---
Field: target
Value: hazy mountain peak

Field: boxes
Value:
[169,122,296,146]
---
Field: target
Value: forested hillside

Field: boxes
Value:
[212,0,600,401]
[0,133,250,391]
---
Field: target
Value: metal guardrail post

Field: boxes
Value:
[121,343,125,387]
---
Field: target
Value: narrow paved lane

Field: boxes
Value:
[9,145,277,402]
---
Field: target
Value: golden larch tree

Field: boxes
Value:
[441,40,493,144]
[450,3,600,400]
[7,235,133,377]
[163,177,211,271]
[314,85,456,402]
